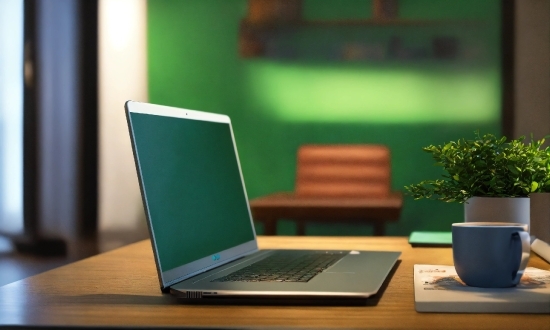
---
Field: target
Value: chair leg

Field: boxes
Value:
[373,222,385,236]
[296,221,306,236]
[262,218,277,236]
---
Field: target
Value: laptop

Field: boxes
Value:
[125,101,401,303]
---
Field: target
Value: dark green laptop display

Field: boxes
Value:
[128,113,254,272]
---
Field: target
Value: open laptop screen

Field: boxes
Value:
[127,104,256,284]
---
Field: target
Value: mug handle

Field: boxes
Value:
[511,231,531,285]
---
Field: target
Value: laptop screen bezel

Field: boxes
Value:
[125,101,259,291]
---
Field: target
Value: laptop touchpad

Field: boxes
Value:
[326,252,364,273]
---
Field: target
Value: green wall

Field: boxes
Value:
[147,0,501,236]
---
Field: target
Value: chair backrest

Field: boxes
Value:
[295,144,391,198]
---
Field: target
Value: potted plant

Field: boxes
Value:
[405,132,550,228]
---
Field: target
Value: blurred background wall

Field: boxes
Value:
[145,0,502,236]
[94,0,550,240]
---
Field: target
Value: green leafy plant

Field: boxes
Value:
[405,132,550,203]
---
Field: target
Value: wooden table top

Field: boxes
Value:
[0,236,549,329]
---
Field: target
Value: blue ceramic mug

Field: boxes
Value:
[452,222,530,288]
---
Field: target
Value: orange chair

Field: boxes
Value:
[249,145,403,236]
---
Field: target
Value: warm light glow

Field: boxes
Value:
[99,0,148,231]
[103,0,140,52]
[245,62,500,123]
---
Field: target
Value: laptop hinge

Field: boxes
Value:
[160,285,171,294]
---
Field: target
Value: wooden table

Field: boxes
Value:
[249,192,403,236]
[0,236,548,329]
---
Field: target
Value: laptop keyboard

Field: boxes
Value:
[211,251,345,283]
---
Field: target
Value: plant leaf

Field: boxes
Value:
[404,131,550,202]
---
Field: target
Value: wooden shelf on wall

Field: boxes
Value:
[239,0,302,57]
[238,0,484,59]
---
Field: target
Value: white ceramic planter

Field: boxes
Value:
[464,197,530,231]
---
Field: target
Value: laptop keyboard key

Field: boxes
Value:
[211,251,345,283]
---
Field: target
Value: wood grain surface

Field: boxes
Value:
[0,236,548,329]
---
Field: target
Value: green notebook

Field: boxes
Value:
[409,231,452,247]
